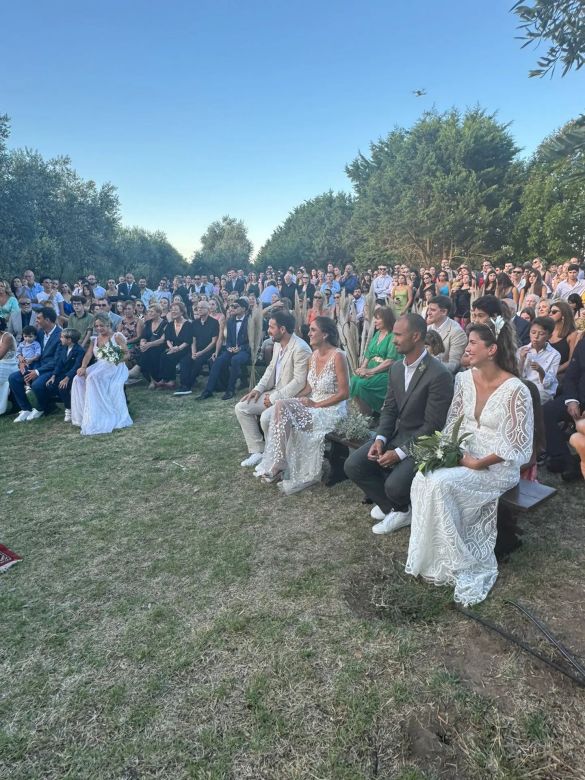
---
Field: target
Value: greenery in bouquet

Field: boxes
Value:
[410,415,471,475]
[96,343,124,365]
[335,408,374,443]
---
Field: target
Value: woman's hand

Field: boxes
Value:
[299,397,315,408]
[77,367,87,377]
[460,453,483,470]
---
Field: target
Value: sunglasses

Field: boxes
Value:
[19,301,31,306]
[550,309,560,314]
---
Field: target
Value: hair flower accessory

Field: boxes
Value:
[490,315,505,337]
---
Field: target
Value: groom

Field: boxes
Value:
[345,313,453,534]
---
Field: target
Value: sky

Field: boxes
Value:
[2,0,583,259]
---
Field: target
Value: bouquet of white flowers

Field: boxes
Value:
[409,415,471,475]
[96,343,124,365]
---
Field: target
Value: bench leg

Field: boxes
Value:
[324,442,350,487]
[495,504,523,561]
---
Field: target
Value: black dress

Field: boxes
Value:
[160,320,193,381]
[138,318,167,381]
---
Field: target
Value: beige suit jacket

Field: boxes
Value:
[255,334,312,402]
[430,318,468,373]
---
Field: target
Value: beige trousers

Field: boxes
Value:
[234,393,275,454]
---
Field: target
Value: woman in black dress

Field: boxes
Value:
[158,302,193,389]
[138,304,167,388]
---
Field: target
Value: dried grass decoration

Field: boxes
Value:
[293,290,307,336]
[336,290,360,374]
[247,304,264,388]
[359,286,377,362]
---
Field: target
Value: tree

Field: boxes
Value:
[345,109,522,268]
[513,0,585,77]
[256,191,354,270]
[112,226,188,283]
[191,215,252,275]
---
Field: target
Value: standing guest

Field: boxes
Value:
[350,287,366,328]
[435,271,451,297]
[0,280,19,322]
[344,314,453,532]
[11,277,26,300]
[225,270,245,295]
[60,282,74,318]
[567,294,585,332]
[197,297,250,401]
[372,264,393,304]
[171,276,190,308]
[297,273,316,305]
[67,296,94,348]
[320,272,340,306]
[173,301,219,395]
[71,314,132,435]
[105,278,119,308]
[138,304,167,389]
[157,302,193,390]
[38,328,84,422]
[549,300,581,378]
[86,273,106,298]
[426,296,468,373]
[9,297,38,342]
[405,320,533,605]
[361,272,373,293]
[260,279,279,307]
[117,273,140,301]
[236,310,312,467]
[555,263,585,300]
[307,291,331,325]
[415,271,436,305]
[138,277,154,308]
[450,269,474,327]
[391,273,413,315]
[496,272,516,303]
[0,317,17,415]
[519,269,546,308]
[350,307,400,415]
[153,279,172,306]
[117,302,143,360]
[82,282,95,305]
[22,270,43,302]
[340,264,360,295]
[36,277,65,320]
[245,273,260,297]
[9,308,62,422]
[518,317,560,403]
[482,270,498,297]
[280,272,298,306]
[94,298,122,330]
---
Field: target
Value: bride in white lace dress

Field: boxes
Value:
[71,313,133,435]
[406,320,533,606]
[256,316,349,495]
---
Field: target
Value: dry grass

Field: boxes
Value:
[1,386,585,779]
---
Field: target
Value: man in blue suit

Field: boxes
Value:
[9,307,62,422]
[197,298,251,401]
[34,328,85,422]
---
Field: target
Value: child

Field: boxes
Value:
[16,326,41,384]
[518,316,560,404]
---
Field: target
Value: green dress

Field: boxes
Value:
[349,330,400,413]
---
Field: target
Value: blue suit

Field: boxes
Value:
[8,326,62,411]
[34,342,85,411]
[204,315,251,394]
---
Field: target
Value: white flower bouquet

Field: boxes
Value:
[96,343,125,365]
[410,415,471,475]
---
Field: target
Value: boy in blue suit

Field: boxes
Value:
[37,328,85,422]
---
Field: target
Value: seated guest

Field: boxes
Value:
[350,307,399,415]
[543,336,585,481]
[500,297,530,346]
[280,272,298,306]
[236,310,312,468]
[520,306,536,324]
[9,307,62,422]
[518,317,560,404]
[568,293,585,332]
[344,314,453,534]
[426,295,467,373]
[569,419,585,480]
[9,296,38,341]
[37,328,84,421]
[138,304,167,389]
[16,326,42,375]
[0,317,18,415]
[94,298,122,330]
[157,302,193,390]
[173,301,220,396]
[548,300,581,378]
[254,316,349,494]
[197,298,251,401]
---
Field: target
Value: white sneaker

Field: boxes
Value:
[241,452,263,468]
[370,504,386,521]
[372,509,412,535]
[14,410,32,423]
[64,409,72,422]
[26,409,44,421]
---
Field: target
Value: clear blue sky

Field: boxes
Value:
[3,0,582,259]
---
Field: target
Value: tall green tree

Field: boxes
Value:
[112,227,187,284]
[345,109,522,268]
[191,215,252,275]
[256,191,354,270]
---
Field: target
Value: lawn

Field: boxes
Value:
[1,387,585,779]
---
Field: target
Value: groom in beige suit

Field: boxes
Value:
[235,310,312,467]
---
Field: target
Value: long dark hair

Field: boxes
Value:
[468,320,519,376]
[313,315,339,347]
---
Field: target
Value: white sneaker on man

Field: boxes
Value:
[372,509,412,535]
[26,409,44,421]
[241,452,263,468]
[14,410,32,423]
[370,504,386,521]
[64,409,72,422]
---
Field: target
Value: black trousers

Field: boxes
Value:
[138,346,164,382]
[159,348,191,382]
[181,355,212,389]
[344,439,417,514]
[543,396,574,466]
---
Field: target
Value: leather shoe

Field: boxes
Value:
[196,391,212,400]
[562,457,583,482]
[546,457,566,474]
[372,509,412,535]
[222,391,234,400]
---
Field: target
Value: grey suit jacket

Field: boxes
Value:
[255,334,312,402]
[9,309,38,341]
[377,352,454,454]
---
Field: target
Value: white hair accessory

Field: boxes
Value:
[490,315,505,337]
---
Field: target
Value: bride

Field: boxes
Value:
[406,318,533,606]
[256,316,349,494]
[71,313,133,435]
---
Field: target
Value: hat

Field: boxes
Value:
[236,297,249,310]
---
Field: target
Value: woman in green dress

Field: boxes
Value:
[350,307,399,415]
[391,273,413,315]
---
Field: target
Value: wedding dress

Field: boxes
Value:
[71,335,132,435]
[257,348,347,494]
[406,370,533,606]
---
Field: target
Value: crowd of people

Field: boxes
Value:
[2,255,585,605]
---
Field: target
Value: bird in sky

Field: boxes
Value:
[412,89,427,97]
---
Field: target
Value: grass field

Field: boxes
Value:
[2,386,585,779]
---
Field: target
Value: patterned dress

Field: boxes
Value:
[406,370,533,606]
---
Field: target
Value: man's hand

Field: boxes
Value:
[567,401,581,421]
[378,449,400,468]
[242,390,261,403]
[58,377,70,390]
[46,376,55,386]
[367,439,385,461]
[24,370,37,384]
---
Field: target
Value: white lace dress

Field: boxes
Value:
[257,348,348,494]
[71,335,132,436]
[406,370,533,606]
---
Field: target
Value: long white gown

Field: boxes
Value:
[257,348,347,494]
[0,335,17,415]
[406,370,533,606]
[71,335,132,436]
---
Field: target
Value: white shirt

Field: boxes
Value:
[555,279,585,301]
[372,274,393,298]
[235,318,244,338]
[274,343,288,386]
[43,325,57,348]
[518,342,560,403]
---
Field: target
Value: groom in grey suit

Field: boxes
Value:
[345,314,454,534]
[235,310,312,468]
